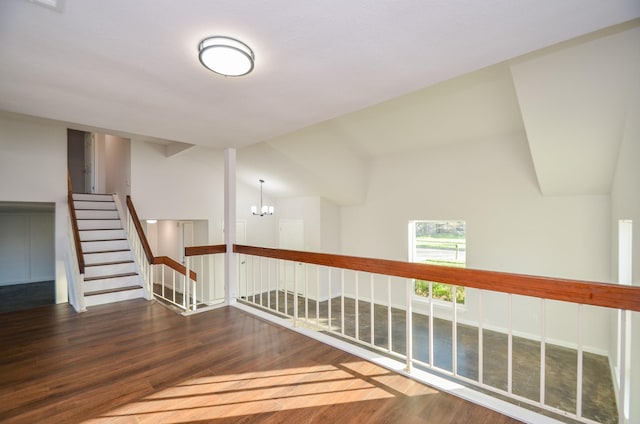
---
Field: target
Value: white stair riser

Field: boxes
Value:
[77,219,122,230]
[80,229,126,241]
[72,193,114,202]
[74,201,116,210]
[85,262,137,279]
[75,209,120,220]
[84,288,145,307]
[84,274,141,293]
[84,250,133,265]
[82,239,130,252]
[72,192,145,308]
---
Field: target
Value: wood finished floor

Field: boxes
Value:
[0,299,522,424]
[0,281,55,313]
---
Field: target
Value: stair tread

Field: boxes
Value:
[84,249,130,254]
[82,238,128,241]
[79,228,123,231]
[73,198,115,202]
[85,260,135,267]
[77,218,120,220]
[84,272,138,282]
[82,238,128,243]
[85,285,143,296]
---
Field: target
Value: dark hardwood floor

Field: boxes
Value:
[0,299,522,423]
[0,281,55,313]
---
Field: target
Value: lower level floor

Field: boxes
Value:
[0,298,521,423]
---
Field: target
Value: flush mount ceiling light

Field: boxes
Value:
[198,36,254,77]
[251,179,274,216]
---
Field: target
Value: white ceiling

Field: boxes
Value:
[1,0,638,151]
[511,24,640,196]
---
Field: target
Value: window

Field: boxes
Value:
[409,220,466,304]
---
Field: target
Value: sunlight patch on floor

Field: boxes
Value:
[84,361,436,423]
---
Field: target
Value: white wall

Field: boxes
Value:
[320,197,341,254]
[610,77,640,424]
[278,196,319,251]
[130,140,225,245]
[0,113,68,302]
[341,132,611,352]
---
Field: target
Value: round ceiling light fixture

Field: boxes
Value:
[198,36,254,77]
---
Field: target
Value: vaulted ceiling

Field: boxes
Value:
[1,1,639,203]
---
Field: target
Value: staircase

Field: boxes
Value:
[72,193,145,307]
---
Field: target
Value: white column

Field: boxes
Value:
[224,148,237,304]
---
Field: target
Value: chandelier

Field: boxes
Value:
[251,179,274,216]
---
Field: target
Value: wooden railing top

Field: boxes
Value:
[126,195,196,281]
[185,244,227,257]
[154,256,197,281]
[233,244,640,313]
[67,173,85,274]
[125,195,154,265]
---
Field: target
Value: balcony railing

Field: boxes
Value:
[125,196,226,313]
[221,244,639,424]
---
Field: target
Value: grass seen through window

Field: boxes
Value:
[411,221,466,304]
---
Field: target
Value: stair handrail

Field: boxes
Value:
[125,196,197,281]
[154,256,197,281]
[67,173,85,273]
[125,196,198,311]
[125,195,154,265]
[233,244,640,312]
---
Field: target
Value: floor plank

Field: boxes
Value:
[0,299,522,423]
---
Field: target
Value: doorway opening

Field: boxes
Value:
[67,130,131,206]
[67,129,93,193]
[0,202,55,312]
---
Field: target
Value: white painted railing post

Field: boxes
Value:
[576,304,583,419]
[478,290,484,385]
[452,286,458,376]
[293,261,298,327]
[318,266,322,328]
[405,278,413,372]
[340,269,345,335]
[185,257,192,311]
[540,299,546,406]
[507,294,513,394]
[327,267,332,331]
[387,276,392,353]
[429,281,434,368]
[370,274,375,347]
[619,309,628,424]
[355,273,359,340]
[149,263,154,298]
